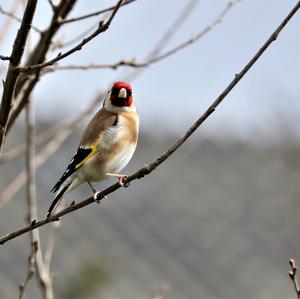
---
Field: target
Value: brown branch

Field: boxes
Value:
[0,0,38,153]
[18,0,125,74]
[289,259,300,299]
[0,55,11,61]
[60,0,136,24]
[1,0,299,245]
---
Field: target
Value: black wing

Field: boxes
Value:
[51,147,93,193]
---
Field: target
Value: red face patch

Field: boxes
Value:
[110,82,133,107]
[112,81,132,91]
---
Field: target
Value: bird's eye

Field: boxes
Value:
[127,90,132,96]
[111,88,119,96]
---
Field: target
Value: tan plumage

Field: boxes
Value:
[47,82,139,217]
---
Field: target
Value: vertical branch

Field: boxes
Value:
[289,259,300,299]
[26,98,54,299]
[0,0,38,153]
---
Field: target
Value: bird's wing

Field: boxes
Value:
[51,109,118,193]
[51,146,95,193]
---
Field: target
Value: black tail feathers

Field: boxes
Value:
[47,184,70,218]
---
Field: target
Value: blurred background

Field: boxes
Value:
[0,0,300,298]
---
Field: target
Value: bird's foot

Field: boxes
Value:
[93,191,101,203]
[106,173,129,187]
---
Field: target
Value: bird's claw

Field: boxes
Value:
[118,175,129,187]
[93,191,100,203]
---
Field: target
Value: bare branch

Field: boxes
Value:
[47,0,57,12]
[60,0,136,24]
[19,241,38,299]
[1,0,299,245]
[50,21,98,51]
[289,259,300,299]
[26,98,54,299]
[48,0,236,74]
[0,128,72,207]
[0,55,11,61]
[18,0,125,74]
[0,0,38,153]
[0,3,41,33]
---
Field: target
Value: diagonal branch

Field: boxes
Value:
[0,3,42,34]
[50,0,236,73]
[0,0,38,153]
[18,0,125,74]
[1,0,299,245]
[60,0,136,24]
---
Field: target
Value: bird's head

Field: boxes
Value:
[104,81,135,113]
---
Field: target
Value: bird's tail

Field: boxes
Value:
[47,182,71,218]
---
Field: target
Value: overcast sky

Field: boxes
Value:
[0,0,300,141]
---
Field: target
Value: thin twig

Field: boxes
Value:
[18,0,125,74]
[60,0,136,24]
[0,0,38,153]
[1,0,299,245]
[0,128,72,207]
[52,0,238,73]
[0,55,11,61]
[26,98,54,299]
[47,0,56,12]
[289,259,300,299]
[50,21,98,51]
[0,3,41,33]
[19,241,38,299]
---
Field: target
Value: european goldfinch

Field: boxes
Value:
[47,82,139,217]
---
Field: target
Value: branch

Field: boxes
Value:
[0,128,72,208]
[60,0,136,24]
[26,98,54,299]
[5,0,78,134]
[18,0,125,74]
[0,3,41,33]
[19,241,38,299]
[289,259,300,299]
[0,0,38,153]
[0,55,11,61]
[1,0,299,245]
[47,0,236,73]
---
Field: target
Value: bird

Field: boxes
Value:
[47,81,139,218]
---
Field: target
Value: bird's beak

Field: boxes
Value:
[118,88,127,98]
